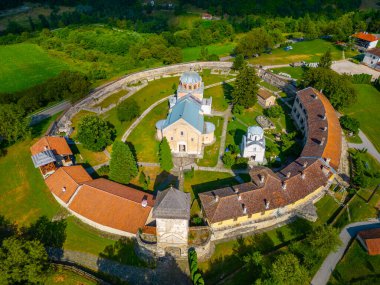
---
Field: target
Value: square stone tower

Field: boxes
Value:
[152,186,191,258]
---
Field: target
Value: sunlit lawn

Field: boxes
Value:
[271,66,305,80]
[204,84,229,112]
[182,42,236,62]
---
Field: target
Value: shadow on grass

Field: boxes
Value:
[223,82,234,102]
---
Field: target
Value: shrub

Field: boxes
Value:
[264,105,284,118]
[117,99,140,122]
[184,166,195,179]
[233,157,249,169]
[191,216,203,226]
[228,144,240,154]
[97,165,110,176]
[351,73,371,84]
[222,151,235,167]
[340,115,360,135]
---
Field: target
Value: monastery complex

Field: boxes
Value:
[30,68,344,259]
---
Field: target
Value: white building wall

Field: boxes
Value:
[363,53,380,68]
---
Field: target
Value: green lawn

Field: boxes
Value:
[315,195,341,225]
[259,80,281,92]
[72,143,109,168]
[329,240,380,284]
[0,43,70,93]
[197,116,224,167]
[271,66,305,80]
[249,39,358,65]
[45,266,96,285]
[204,83,230,112]
[128,102,168,163]
[342,84,380,152]
[182,42,236,62]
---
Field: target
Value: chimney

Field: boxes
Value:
[44,145,49,151]
[303,161,308,168]
[320,137,326,146]
[321,166,330,176]
[325,157,331,165]
[62,187,66,192]
[301,171,305,179]
[286,172,291,178]
[242,204,247,214]
[215,194,219,202]
[238,194,242,201]
[319,89,323,94]
[264,199,270,209]
[234,187,239,194]
[282,181,287,190]
[323,126,328,132]
[260,174,265,184]
[141,198,148,208]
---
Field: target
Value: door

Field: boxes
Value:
[179,144,186,152]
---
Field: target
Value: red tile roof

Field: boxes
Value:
[367,48,380,57]
[358,228,380,255]
[352,32,378,42]
[31,136,73,156]
[69,178,154,234]
[257,88,274,100]
[45,166,93,204]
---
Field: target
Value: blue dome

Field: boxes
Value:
[248,126,264,136]
[180,71,202,85]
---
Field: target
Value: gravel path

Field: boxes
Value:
[311,219,380,285]
[348,130,380,163]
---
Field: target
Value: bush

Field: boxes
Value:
[184,166,195,179]
[191,216,203,226]
[228,144,240,154]
[117,99,140,122]
[340,115,360,135]
[232,104,244,115]
[233,157,249,169]
[97,165,110,176]
[222,151,235,167]
[264,105,284,118]
[188,249,205,285]
[351,73,372,84]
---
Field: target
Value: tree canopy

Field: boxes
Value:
[117,99,140,122]
[232,64,260,108]
[109,141,138,184]
[318,49,332,68]
[340,115,360,135]
[0,104,29,144]
[301,67,357,109]
[0,238,49,285]
[270,253,309,285]
[76,115,115,152]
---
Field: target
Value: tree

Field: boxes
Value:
[302,67,357,109]
[0,104,29,144]
[138,170,150,190]
[25,216,67,248]
[232,54,245,70]
[243,251,263,272]
[0,238,49,285]
[264,105,283,118]
[235,28,274,57]
[198,46,209,61]
[109,141,138,184]
[159,138,173,171]
[305,226,341,258]
[163,47,182,64]
[222,151,235,167]
[319,49,332,69]
[270,253,309,285]
[232,65,260,108]
[77,115,115,152]
[340,115,360,135]
[117,99,140,122]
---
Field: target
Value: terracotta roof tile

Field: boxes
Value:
[31,136,73,156]
[358,228,380,255]
[257,88,274,100]
[352,32,378,42]
[45,166,93,204]
[69,178,154,234]
[367,48,380,57]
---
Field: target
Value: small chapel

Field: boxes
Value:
[240,126,266,163]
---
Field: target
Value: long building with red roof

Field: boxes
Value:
[199,88,342,232]
[351,32,378,50]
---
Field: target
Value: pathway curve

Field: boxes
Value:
[311,219,380,285]
[348,130,380,164]
[121,79,236,142]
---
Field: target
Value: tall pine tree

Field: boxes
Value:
[232,65,259,108]
[159,138,173,172]
[109,141,138,184]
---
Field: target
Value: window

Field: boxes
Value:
[180,131,184,136]
[191,138,194,142]
[170,137,173,141]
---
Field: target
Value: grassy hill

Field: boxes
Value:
[0,43,70,93]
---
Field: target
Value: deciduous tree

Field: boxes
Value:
[77,115,115,152]
[318,49,332,69]
[0,104,29,144]
[117,99,140,122]
[270,253,309,285]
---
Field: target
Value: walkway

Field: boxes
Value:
[48,248,191,285]
[311,219,380,285]
[348,130,380,164]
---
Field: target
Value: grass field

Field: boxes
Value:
[197,116,224,167]
[204,83,230,112]
[271,66,305,80]
[0,43,70,93]
[182,42,236,62]
[249,39,358,65]
[128,102,168,163]
[329,240,380,284]
[342,84,380,152]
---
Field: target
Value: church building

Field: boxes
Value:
[240,126,266,163]
[156,95,215,157]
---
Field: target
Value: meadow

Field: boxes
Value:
[342,84,380,152]
[0,43,70,93]
[182,42,236,62]
[250,39,358,65]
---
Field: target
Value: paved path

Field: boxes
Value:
[30,100,71,125]
[48,248,191,285]
[348,130,380,163]
[311,219,380,285]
